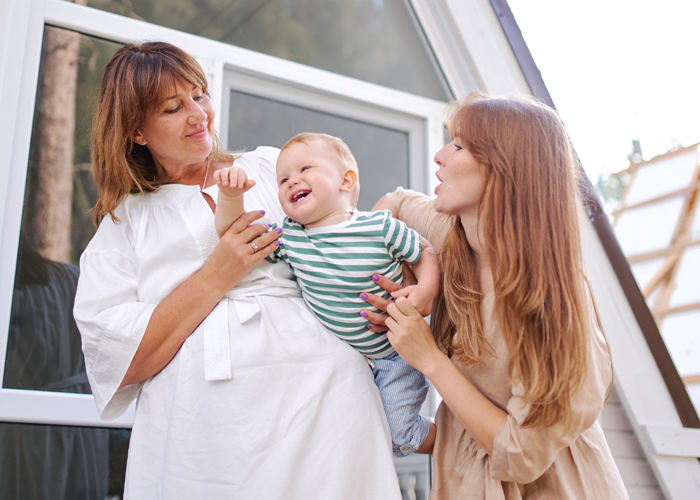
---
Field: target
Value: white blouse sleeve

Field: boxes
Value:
[73,211,157,421]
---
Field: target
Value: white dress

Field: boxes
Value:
[74,147,401,500]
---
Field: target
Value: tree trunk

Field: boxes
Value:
[25,1,86,263]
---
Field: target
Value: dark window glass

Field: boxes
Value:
[84,0,452,101]
[228,90,409,211]
[0,421,130,500]
[3,27,119,393]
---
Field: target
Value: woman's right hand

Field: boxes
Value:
[201,210,282,295]
[120,210,281,389]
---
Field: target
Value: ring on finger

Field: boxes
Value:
[250,241,259,253]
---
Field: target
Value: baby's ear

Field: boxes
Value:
[340,169,358,193]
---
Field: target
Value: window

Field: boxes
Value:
[1,0,449,496]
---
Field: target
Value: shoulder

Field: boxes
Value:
[234,146,280,170]
[86,192,158,255]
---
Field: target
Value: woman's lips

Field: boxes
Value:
[434,183,441,195]
[186,125,208,139]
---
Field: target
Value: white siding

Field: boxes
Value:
[600,388,666,500]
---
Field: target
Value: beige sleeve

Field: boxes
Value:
[386,188,452,252]
[489,315,613,484]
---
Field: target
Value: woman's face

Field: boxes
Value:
[433,137,485,218]
[132,84,214,176]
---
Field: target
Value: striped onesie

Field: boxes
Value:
[268,209,430,456]
[269,209,421,358]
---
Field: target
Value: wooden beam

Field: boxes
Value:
[614,181,700,216]
[627,238,700,264]
[682,374,700,385]
[641,425,700,458]
[653,300,700,319]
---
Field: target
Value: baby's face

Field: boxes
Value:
[276,141,351,228]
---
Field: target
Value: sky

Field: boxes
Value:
[507,0,700,183]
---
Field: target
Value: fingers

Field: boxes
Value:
[387,297,421,320]
[371,273,404,294]
[226,210,266,233]
[360,291,393,313]
[215,167,252,190]
[360,309,389,333]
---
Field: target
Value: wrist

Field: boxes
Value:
[217,191,244,201]
[422,349,451,381]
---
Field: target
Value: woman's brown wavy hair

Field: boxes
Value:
[90,42,228,226]
[432,92,598,430]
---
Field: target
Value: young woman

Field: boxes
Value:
[367,92,628,498]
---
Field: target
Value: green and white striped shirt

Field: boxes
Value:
[269,210,422,358]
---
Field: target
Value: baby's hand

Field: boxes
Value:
[393,284,436,317]
[214,167,256,198]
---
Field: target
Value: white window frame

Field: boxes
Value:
[0,0,447,428]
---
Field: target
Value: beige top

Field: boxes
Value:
[388,188,628,500]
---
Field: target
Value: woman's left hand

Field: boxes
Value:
[385,297,443,373]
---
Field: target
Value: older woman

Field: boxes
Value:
[367,93,628,498]
[73,42,401,499]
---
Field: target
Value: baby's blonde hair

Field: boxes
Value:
[280,133,360,206]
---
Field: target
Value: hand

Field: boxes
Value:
[201,210,281,294]
[214,166,256,198]
[360,265,419,332]
[385,297,443,373]
[391,283,435,317]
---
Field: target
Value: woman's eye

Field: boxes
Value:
[194,94,204,101]
[164,106,181,114]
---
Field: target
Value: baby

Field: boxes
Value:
[214,133,439,457]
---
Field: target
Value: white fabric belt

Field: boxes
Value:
[202,289,300,381]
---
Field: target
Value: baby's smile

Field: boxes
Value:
[290,189,311,204]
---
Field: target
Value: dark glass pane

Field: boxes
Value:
[84,0,452,101]
[0,421,130,500]
[3,27,120,393]
[228,90,409,211]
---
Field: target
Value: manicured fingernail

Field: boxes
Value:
[372,274,380,281]
[259,210,266,215]
[274,241,280,246]
[361,311,368,318]
[267,224,272,227]
[360,293,368,300]
[366,324,372,329]
[276,228,283,233]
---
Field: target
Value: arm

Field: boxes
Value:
[120,210,280,388]
[384,296,611,483]
[214,167,256,238]
[384,298,507,455]
[391,238,440,316]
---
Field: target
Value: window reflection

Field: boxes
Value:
[0,422,129,500]
[84,0,452,101]
[2,27,119,393]
[227,90,409,211]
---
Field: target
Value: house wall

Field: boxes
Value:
[601,388,665,499]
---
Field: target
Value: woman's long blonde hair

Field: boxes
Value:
[91,42,229,226]
[432,92,594,430]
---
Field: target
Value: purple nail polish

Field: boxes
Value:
[372,274,380,282]
[259,210,266,215]
[276,228,283,234]
[361,311,368,318]
[267,224,272,227]
[366,324,372,329]
[274,241,280,246]
[360,293,368,300]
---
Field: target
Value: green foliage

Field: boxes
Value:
[85,0,450,100]
[595,170,630,214]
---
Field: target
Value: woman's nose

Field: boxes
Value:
[187,100,208,124]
